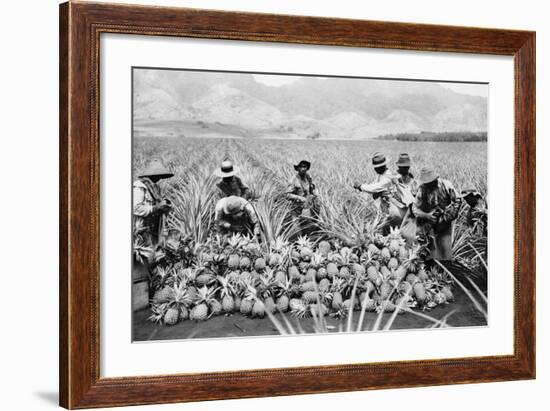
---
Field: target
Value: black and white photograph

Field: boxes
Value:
[132,67,488,341]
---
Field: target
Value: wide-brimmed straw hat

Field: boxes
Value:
[396,153,411,167]
[138,159,174,179]
[418,167,439,185]
[293,160,311,171]
[371,152,387,169]
[218,160,238,178]
[223,196,245,215]
[460,187,482,199]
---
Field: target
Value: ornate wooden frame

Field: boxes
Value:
[59,1,536,408]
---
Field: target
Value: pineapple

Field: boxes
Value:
[318,278,331,293]
[392,265,407,282]
[367,243,380,257]
[332,291,343,310]
[351,263,365,277]
[268,253,282,267]
[366,265,379,283]
[239,256,251,270]
[296,235,313,261]
[413,282,427,303]
[316,267,328,280]
[388,257,399,270]
[264,297,276,314]
[288,265,301,281]
[300,281,316,292]
[289,298,308,318]
[305,268,317,281]
[221,295,235,313]
[252,300,266,318]
[380,247,391,262]
[163,307,180,325]
[302,291,319,303]
[190,303,209,321]
[189,285,217,321]
[310,303,328,317]
[218,275,236,313]
[254,257,266,271]
[338,266,351,280]
[152,286,174,304]
[276,295,289,312]
[378,300,396,313]
[318,240,331,256]
[195,271,215,287]
[441,286,454,301]
[379,281,393,300]
[227,254,240,269]
[326,262,339,279]
[417,268,429,282]
[406,274,419,285]
[209,300,222,316]
[240,298,253,316]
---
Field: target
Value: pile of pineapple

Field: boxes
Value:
[148,228,455,326]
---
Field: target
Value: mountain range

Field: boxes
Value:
[133,69,487,139]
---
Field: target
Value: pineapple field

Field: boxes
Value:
[133,137,488,341]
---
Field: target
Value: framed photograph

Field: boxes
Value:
[59,2,535,409]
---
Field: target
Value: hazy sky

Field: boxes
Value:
[252,74,488,98]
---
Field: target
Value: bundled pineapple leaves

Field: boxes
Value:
[147,228,456,326]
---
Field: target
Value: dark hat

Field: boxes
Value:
[138,159,174,179]
[218,160,237,178]
[371,152,387,169]
[396,153,411,167]
[294,160,311,171]
[460,187,482,199]
[418,167,439,185]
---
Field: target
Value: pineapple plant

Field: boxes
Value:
[296,235,314,261]
[218,276,236,313]
[190,285,218,321]
[289,298,309,318]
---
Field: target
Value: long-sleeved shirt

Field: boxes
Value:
[358,170,405,213]
[133,178,162,245]
[214,197,259,235]
[285,173,317,215]
[395,173,419,206]
[217,176,251,199]
[412,178,460,222]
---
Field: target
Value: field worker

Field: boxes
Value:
[353,152,406,234]
[214,195,261,241]
[412,167,461,261]
[393,153,419,243]
[395,153,419,204]
[460,187,487,237]
[216,160,252,200]
[285,160,320,219]
[133,159,174,249]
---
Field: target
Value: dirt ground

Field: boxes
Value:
[133,285,487,342]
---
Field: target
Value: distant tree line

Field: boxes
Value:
[377,131,487,142]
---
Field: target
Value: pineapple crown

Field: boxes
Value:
[194,286,219,305]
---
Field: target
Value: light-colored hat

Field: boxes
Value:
[371,152,387,169]
[218,160,237,178]
[418,167,439,185]
[223,196,246,215]
[138,159,174,179]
